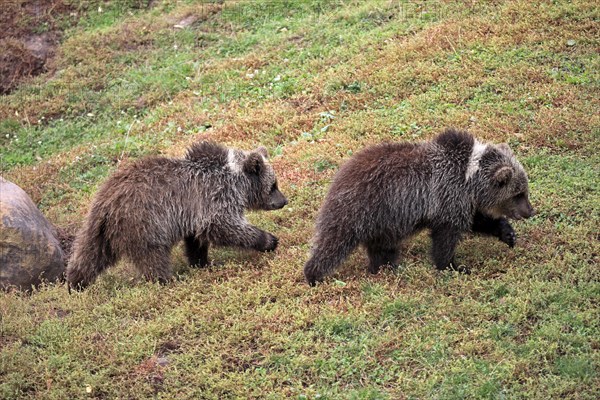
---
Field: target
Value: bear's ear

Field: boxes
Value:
[255,146,268,158]
[243,152,264,175]
[493,165,513,186]
[497,143,514,155]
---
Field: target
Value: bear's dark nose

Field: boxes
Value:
[276,199,288,209]
[524,203,535,219]
[270,198,287,210]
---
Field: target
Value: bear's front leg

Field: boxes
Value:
[210,218,278,252]
[472,212,516,248]
[184,235,209,267]
[430,225,468,273]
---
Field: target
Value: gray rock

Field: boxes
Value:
[1,177,65,291]
[156,357,169,367]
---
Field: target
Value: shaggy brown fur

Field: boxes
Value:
[67,142,287,289]
[304,128,535,285]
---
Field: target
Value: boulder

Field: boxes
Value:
[1,177,65,291]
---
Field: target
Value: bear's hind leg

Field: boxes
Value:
[67,232,117,290]
[365,240,399,274]
[184,235,209,267]
[133,246,173,284]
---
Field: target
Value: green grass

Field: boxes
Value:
[1,0,599,398]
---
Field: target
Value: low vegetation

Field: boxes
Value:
[1,0,598,398]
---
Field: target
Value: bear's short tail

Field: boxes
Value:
[304,233,359,286]
[66,217,115,290]
[304,256,326,287]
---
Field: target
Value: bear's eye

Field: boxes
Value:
[514,192,526,200]
[271,183,278,192]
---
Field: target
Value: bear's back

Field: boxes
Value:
[331,142,430,192]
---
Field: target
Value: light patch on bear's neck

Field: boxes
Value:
[465,140,487,180]
[227,149,242,173]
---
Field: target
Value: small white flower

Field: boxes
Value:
[273,75,281,82]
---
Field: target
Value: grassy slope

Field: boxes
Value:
[1,0,599,398]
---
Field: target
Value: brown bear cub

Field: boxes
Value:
[67,142,287,289]
[304,128,535,286]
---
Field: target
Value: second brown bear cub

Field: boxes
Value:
[304,128,535,286]
[67,142,287,289]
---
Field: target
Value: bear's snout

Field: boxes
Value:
[268,190,288,210]
[270,197,288,210]
[517,200,535,220]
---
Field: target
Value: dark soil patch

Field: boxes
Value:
[55,224,76,261]
[0,0,74,94]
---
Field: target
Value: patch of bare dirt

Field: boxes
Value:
[0,0,74,94]
[55,224,76,261]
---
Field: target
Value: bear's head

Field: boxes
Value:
[243,147,288,211]
[477,143,535,220]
